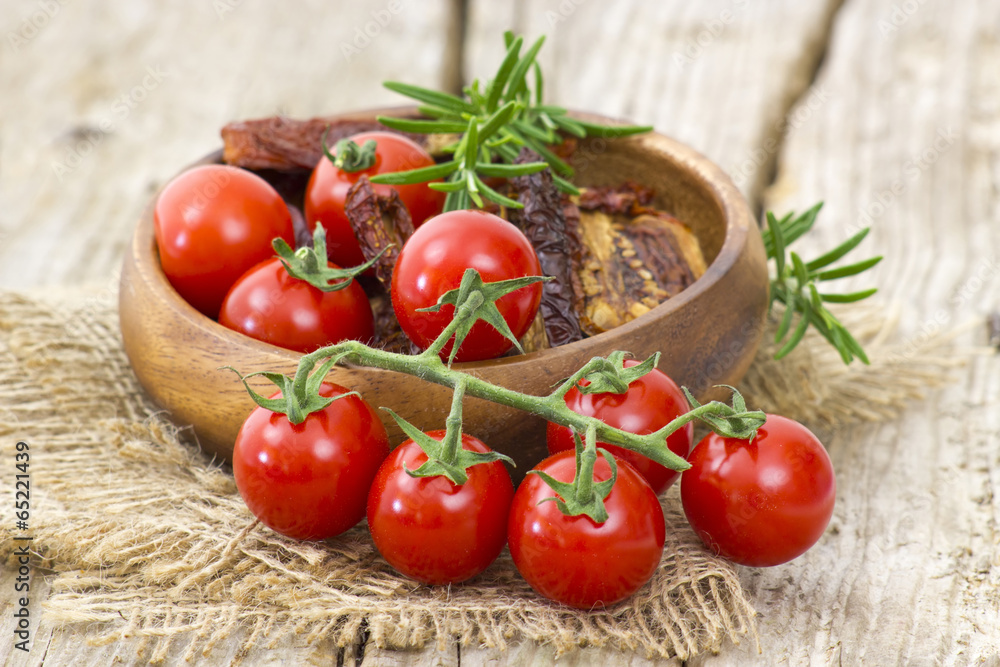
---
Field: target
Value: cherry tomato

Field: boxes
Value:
[507,451,665,609]
[680,414,836,567]
[546,360,692,494]
[391,210,543,362]
[304,131,445,268]
[154,164,294,318]
[232,382,390,541]
[218,257,374,353]
[366,432,514,585]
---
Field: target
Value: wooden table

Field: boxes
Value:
[3,0,998,664]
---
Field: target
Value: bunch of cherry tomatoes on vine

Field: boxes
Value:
[152,126,835,609]
[150,32,846,609]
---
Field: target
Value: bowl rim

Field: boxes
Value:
[131,107,753,373]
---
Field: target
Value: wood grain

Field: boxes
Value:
[691,0,1000,663]
[465,0,845,204]
[3,0,998,664]
[0,564,350,666]
[0,0,454,290]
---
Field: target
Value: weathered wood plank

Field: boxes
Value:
[1,1,451,662]
[1,566,56,667]
[0,0,455,290]
[0,1,848,665]
[5,0,998,665]
[361,644,458,667]
[0,570,355,667]
[459,643,682,666]
[690,0,1000,663]
[465,0,844,203]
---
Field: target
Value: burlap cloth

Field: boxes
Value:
[0,288,966,662]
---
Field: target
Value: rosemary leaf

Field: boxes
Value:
[533,61,544,105]
[805,227,871,272]
[486,36,523,112]
[552,173,581,195]
[375,116,468,134]
[383,81,476,114]
[427,179,468,193]
[815,256,883,281]
[476,161,549,177]
[474,173,523,208]
[572,119,654,137]
[791,252,811,288]
[782,203,822,246]
[765,202,879,364]
[479,101,521,142]
[767,211,787,276]
[504,35,546,104]
[774,309,811,360]
[774,293,797,344]
[552,114,588,138]
[369,160,458,185]
[819,288,879,303]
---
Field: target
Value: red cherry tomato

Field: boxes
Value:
[680,414,836,567]
[232,383,390,541]
[366,432,514,585]
[218,257,374,353]
[507,451,665,609]
[304,131,444,268]
[154,164,294,318]
[391,209,542,362]
[546,360,693,494]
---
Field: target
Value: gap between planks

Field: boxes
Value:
[351,0,853,664]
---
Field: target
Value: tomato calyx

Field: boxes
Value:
[223,356,351,424]
[321,132,378,173]
[575,350,659,395]
[680,385,764,441]
[273,226,386,292]
[530,424,617,523]
[416,267,551,365]
[231,270,764,490]
[383,378,514,486]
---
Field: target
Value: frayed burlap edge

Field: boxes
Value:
[0,289,756,663]
[0,290,971,662]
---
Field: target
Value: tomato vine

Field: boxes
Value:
[229,267,765,521]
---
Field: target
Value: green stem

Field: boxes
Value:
[440,376,468,463]
[419,291,485,360]
[549,361,601,401]
[574,423,598,502]
[652,402,738,442]
[294,341,692,471]
[255,267,765,470]
[251,271,760,474]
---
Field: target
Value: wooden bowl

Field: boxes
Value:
[119,108,769,471]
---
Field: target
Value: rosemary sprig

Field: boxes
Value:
[371,102,550,210]
[370,31,651,210]
[763,202,882,364]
